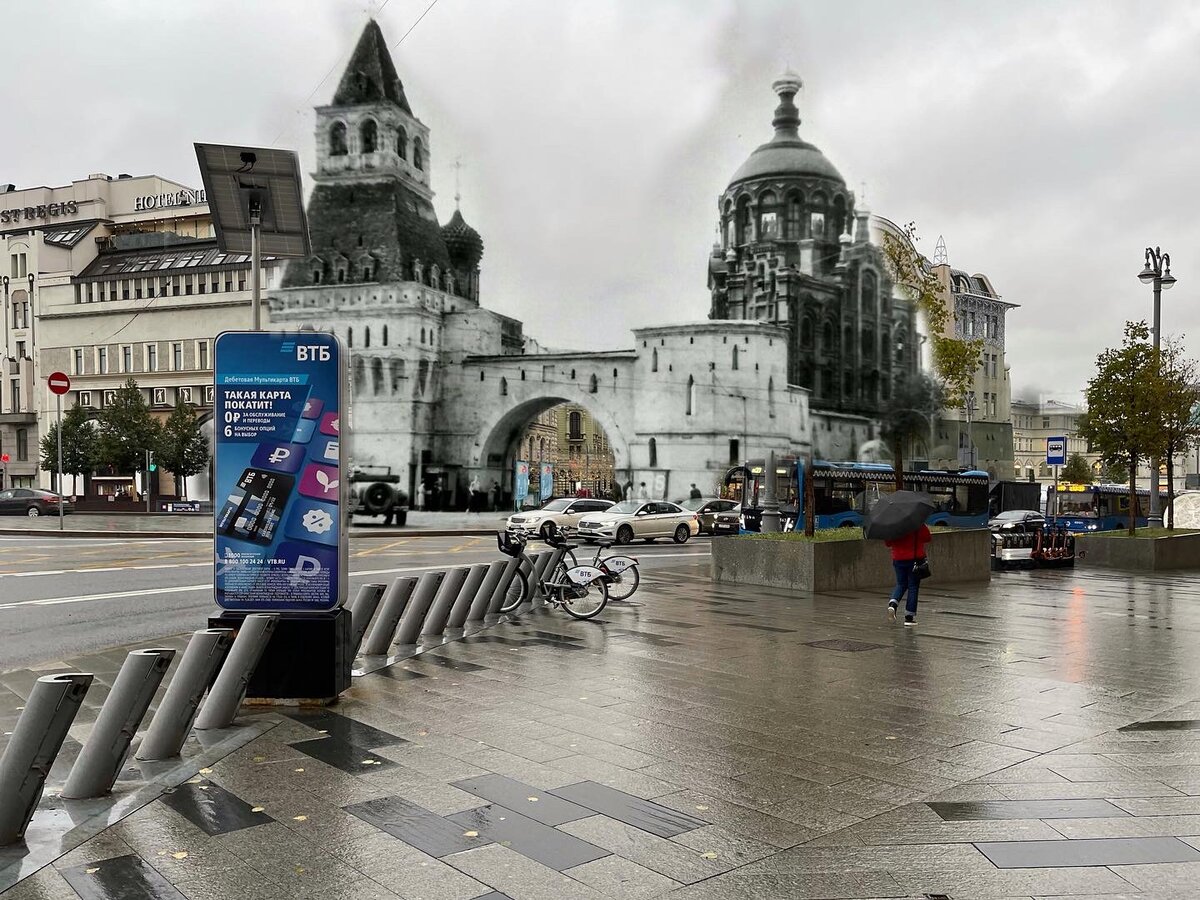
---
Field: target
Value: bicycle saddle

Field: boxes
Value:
[497,531,526,557]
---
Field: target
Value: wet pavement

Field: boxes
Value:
[5,563,1200,898]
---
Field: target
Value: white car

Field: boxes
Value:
[506,497,614,539]
[577,500,700,545]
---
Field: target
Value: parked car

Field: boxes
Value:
[577,500,700,545]
[988,509,1044,533]
[507,497,613,538]
[350,467,409,526]
[675,496,741,534]
[0,488,73,517]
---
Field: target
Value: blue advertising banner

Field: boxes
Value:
[514,460,530,509]
[539,463,554,501]
[213,331,346,611]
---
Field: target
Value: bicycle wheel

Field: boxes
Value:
[559,577,608,620]
[500,567,529,613]
[606,564,640,601]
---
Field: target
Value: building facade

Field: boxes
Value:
[707,73,920,460]
[1012,399,1097,481]
[269,21,810,508]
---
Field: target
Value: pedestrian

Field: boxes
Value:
[636,481,649,500]
[885,523,931,627]
[469,475,481,513]
[688,483,702,500]
[491,480,501,511]
[623,480,633,500]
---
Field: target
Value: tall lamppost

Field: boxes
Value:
[1138,246,1177,527]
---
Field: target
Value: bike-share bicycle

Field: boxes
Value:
[496,531,609,620]
[552,527,641,601]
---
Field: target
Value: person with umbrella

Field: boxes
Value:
[863,491,935,627]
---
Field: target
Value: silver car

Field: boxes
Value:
[506,497,614,538]
[577,500,700,545]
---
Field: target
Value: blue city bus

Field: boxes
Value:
[1046,483,1165,532]
[725,459,990,531]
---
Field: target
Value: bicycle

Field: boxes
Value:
[496,531,609,620]
[550,527,641,601]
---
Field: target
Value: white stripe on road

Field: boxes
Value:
[2,562,211,578]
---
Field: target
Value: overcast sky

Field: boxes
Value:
[9,0,1200,402]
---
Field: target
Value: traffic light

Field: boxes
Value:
[147,450,157,473]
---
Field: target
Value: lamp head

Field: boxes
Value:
[1161,271,1177,290]
[1138,262,1156,284]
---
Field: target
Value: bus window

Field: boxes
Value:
[1059,493,1096,517]
[815,479,859,515]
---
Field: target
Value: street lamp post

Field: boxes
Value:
[1138,246,1177,528]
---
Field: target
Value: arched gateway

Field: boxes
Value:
[267,19,811,509]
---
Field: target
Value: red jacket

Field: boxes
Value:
[886,525,931,562]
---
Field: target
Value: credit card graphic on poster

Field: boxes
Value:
[213,331,347,611]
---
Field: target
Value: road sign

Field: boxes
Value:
[47,372,71,395]
[0,454,8,464]
[213,331,347,611]
[1046,436,1066,467]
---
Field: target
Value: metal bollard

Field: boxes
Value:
[470,561,508,621]
[531,550,556,600]
[486,557,522,614]
[448,564,489,629]
[422,567,470,636]
[62,649,175,799]
[393,571,444,646]
[360,577,417,656]
[194,615,277,731]
[0,673,92,845]
[348,583,386,658]
[136,629,232,761]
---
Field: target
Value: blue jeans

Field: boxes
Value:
[891,560,920,616]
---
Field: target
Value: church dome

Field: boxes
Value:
[442,209,483,268]
[727,73,845,190]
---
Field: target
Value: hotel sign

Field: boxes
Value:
[135,189,206,211]
[0,201,79,224]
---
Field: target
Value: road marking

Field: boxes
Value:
[0,584,211,611]
[352,539,410,558]
[0,562,210,578]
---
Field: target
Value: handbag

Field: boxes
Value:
[911,532,931,581]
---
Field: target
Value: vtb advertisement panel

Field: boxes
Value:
[213,331,347,611]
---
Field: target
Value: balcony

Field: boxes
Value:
[0,410,36,424]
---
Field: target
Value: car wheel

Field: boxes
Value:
[673,524,690,544]
[616,525,634,545]
[540,521,556,539]
[26,506,41,518]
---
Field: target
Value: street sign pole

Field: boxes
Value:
[56,393,62,530]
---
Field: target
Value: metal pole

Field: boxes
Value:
[448,563,489,630]
[422,567,470,635]
[393,571,444,646]
[194,614,277,730]
[145,449,151,514]
[486,557,521,615]
[1149,278,1163,528]
[137,629,233,760]
[347,583,386,658]
[0,673,92,845]
[62,649,175,799]
[250,208,262,331]
[761,449,781,532]
[361,577,417,656]
[469,561,507,622]
[56,393,63,529]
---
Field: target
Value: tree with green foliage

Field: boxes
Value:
[95,378,162,476]
[156,403,210,500]
[1100,458,1129,485]
[1062,453,1093,485]
[1155,337,1200,529]
[881,223,984,406]
[1077,322,1168,535]
[880,372,943,488]
[38,403,97,494]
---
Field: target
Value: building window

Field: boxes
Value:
[768,376,776,418]
[225,276,233,292]
[360,118,378,154]
[786,193,803,239]
[146,282,155,298]
[238,273,246,291]
[15,341,25,359]
[122,345,133,373]
[413,138,424,170]
[197,279,206,294]
[589,373,598,393]
[79,391,92,407]
[383,325,388,346]
[178,387,193,405]
[73,348,84,375]
[330,121,348,156]
[147,344,158,372]
[651,348,658,372]
[11,253,27,279]
[395,126,407,160]
[1042,417,1050,429]
[172,343,183,371]
[10,382,20,413]
[16,428,27,461]
[204,385,214,405]
[569,411,582,439]
[152,388,167,406]
[729,438,739,465]
[732,345,739,370]
[102,390,116,407]
[500,377,507,397]
[198,341,209,370]
[364,327,371,349]
[649,437,658,468]
[98,347,109,374]
[686,375,695,415]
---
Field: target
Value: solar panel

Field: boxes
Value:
[193,143,310,259]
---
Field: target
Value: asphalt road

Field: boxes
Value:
[0,533,711,671]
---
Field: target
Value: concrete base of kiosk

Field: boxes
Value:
[207,608,351,704]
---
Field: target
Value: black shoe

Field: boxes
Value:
[903,615,915,627]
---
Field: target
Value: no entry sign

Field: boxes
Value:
[47,372,71,395]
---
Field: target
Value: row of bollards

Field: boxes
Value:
[0,614,279,845]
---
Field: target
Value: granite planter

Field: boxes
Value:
[710,529,992,592]
[1075,531,1200,571]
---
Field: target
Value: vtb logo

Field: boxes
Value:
[297,345,331,361]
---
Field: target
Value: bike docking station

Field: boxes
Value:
[207,329,353,706]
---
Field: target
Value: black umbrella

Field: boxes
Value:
[863,491,937,540]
